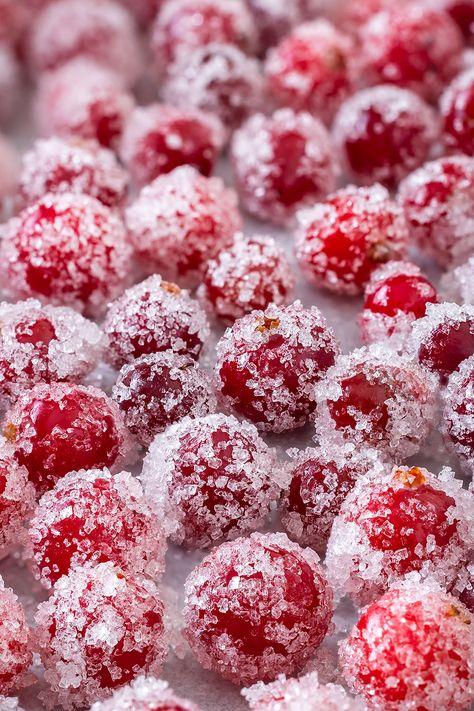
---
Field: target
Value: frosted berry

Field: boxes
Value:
[429,0,474,40]
[408,302,474,382]
[27,0,142,85]
[443,355,474,473]
[326,465,472,606]
[340,0,396,34]
[183,532,333,685]
[120,103,225,187]
[360,5,463,102]
[90,677,202,711]
[442,68,474,157]
[314,345,437,459]
[0,579,32,696]
[0,192,132,317]
[35,562,168,709]
[398,155,474,268]
[340,581,474,711]
[0,299,104,401]
[125,166,241,288]
[442,256,474,305]
[359,261,439,345]
[141,414,282,549]
[215,301,340,433]
[0,698,25,711]
[18,137,128,210]
[280,444,385,554]
[0,442,35,557]
[295,184,409,296]
[112,352,216,448]
[333,85,438,188]
[27,468,166,588]
[34,58,135,150]
[231,109,337,226]
[162,43,264,133]
[199,233,295,323]
[0,43,20,125]
[104,275,209,369]
[265,20,356,124]
[3,383,132,495]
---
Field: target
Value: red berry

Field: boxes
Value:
[295,184,409,296]
[90,677,202,711]
[428,0,474,40]
[0,580,32,696]
[442,68,474,157]
[231,109,338,226]
[35,562,168,708]
[215,301,340,433]
[120,103,225,186]
[443,355,474,473]
[333,85,438,188]
[199,233,295,323]
[183,532,333,685]
[0,442,35,557]
[340,582,474,710]
[3,383,132,495]
[0,192,132,316]
[340,0,396,34]
[112,352,216,447]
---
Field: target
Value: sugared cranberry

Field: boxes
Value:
[0,442,35,557]
[295,184,409,296]
[125,166,241,288]
[104,275,209,369]
[398,155,474,268]
[215,301,340,433]
[199,234,295,323]
[442,68,474,157]
[443,355,474,473]
[120,103,225,187]
[141,414,282,549]
[231,109,338,226]
[314,346,437,458]
[359,5,463,101]
[333,85,438,188]
[326,465,472,605]
[89,677,202,711]
[183,532,333,685]
[265,20,355,124]
[0,192,132,317]
[409,302,474,382]
[3,383,132,495]
[340,582,474,711]
[340,0,396,34]
[359,261,439,345]
[442,256,474,305]
[28,468,166,588]
[35,562,168,709]
[112,352,216,447]
[0,579,32,696]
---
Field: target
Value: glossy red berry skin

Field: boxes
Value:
[442,68,474,157]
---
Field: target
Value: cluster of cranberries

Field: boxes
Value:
[0,1,473,711]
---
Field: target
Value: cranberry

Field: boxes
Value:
[0,442,35,557]
[430,0,474,40]
[443,355,474,473]
[0,581,32,696]
[442,68,474,157]
[90,677,202,711]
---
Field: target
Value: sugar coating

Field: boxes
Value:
[441,256,474,305]
[0,299,104,400]
[27,0,142,85]
[407,302,474,382]
[4,382,133,495]
[0,43,19,124]
[198,233,295,323]
[339,0,395,33]
[333,84,439,187]
[183,532,333,685]
[104,275,210,369]
[90,676,202,711]
[313,344,438,459]
[215,301,340,433]
[0,440,35,557]
[295,184,409,296]
[452,561,474,613]
[326,464,473,606]
[18,137,128,209]
[27,468,166,588]
[265,20,356,124]
[340,579,474,710]
[141,413,283,548]
[442,355,474,474]
[35,562,168,710]
[0,192,132,317]
[0,577,32,696]
[113,352,216,448]
[359,5,463,102]
[358,260,439,346]
[398,155,474,268]
[34,58,135,150]
[125,166,241,288]
[243,672,366,710]
[231,109,338,226]
[162,43,265,133]
[119,103,225,187]
[441,67,474,156]
[0,699,25,711]
[280,443,386,553]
